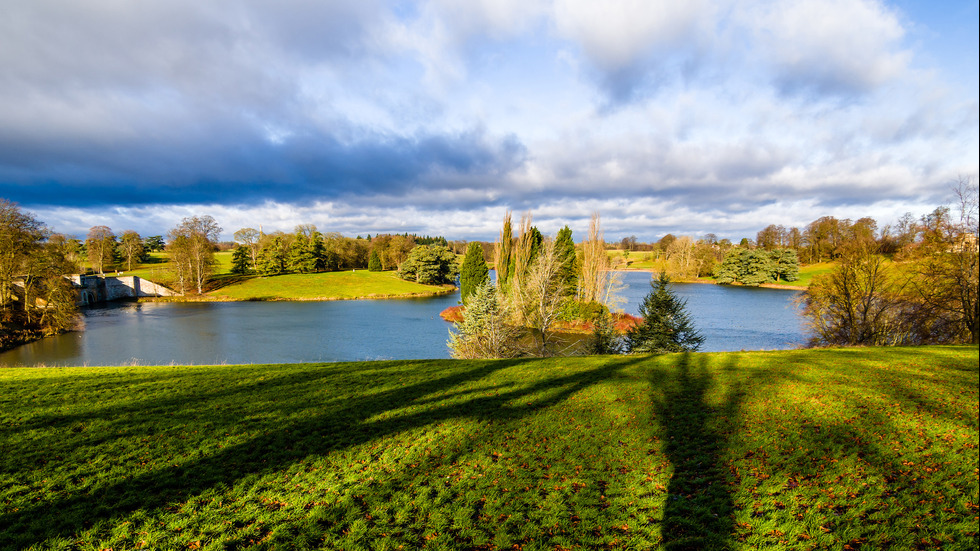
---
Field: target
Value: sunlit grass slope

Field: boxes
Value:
[207,270,453,301]
[1,347,976,550]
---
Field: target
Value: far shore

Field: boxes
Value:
[612,268,807,291]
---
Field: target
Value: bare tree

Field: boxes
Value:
[85,225,116,275]
[906,178,979,343]
[520,238,570,355]
[119,230,145,271]
[168,215,221,294]
[234,227,261,270]
[578,212,608,304]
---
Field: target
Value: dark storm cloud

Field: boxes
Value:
[0,126,527,208]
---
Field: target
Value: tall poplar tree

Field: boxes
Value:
[494,212,513,289]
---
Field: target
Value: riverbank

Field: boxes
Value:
[614,268,810,291]
[3,346,976,549]
[158,270,456,302]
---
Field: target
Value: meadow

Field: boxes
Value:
[1,346,976,550]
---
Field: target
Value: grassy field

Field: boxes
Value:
[207,271,454,301]
[121,252,452,301]
[1,346,976,550]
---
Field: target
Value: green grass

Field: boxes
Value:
[207,270,454,301]
[2,346,976,550]
[767,262,835,289]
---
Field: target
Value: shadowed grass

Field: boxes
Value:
[1,346,976,550]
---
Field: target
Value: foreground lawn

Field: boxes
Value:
[1,347,977,550]
[206,270,454,301]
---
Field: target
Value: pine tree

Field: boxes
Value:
[554,225,578,296]
[231,245,251,275]
[626,272,704,353]
[459,242,489,304]
[368,249,382,271]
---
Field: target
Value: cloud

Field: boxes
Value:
[747,0,910,96]
[1,1,975,244]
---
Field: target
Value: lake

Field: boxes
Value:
[0,271,807,366]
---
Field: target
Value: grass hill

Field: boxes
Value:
[2,346,976,550]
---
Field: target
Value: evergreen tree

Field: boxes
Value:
[368,249,382,271]
[625,272,704,354]
[713,249,741,284]
[257,236,288,275]
[739,250,776,286]
[554,225,578,296]
[459,242,490,304]
[397,244,459,285]
[447,281,521,359]
[773,249,800,281]
[231,245,251,275]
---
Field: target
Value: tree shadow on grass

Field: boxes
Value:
[0,355,647,549]
[654,353,742,550]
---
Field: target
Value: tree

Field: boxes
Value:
[554,225,578,296]
[0,200,46,311]
[625,273,704,354]
[233,228,261,270]
[494,212,513,289]
[144,235,165,252]
[800,243,911,346]
[459,242,489,304]
[447,281,521,359]
[579,212,608,304]
[905,180,979,344]
[85,225,116,275]
[119,230,145,271]
[517,238,571,355]
[231,245,251,275]
[167,215,221,294]
[739,250,776,286]
[368,249,382,271]
[257,236,289,276]
[397,244,459,285]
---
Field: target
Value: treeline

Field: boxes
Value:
[801,184,978,346]
[229,226,450,277]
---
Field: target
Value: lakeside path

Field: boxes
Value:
[161,270,456,302]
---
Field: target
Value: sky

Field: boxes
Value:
[2,0,977,243]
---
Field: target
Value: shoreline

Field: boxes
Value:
[139,285,458,303]
[612,268,806,291]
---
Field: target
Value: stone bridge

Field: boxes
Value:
[70,275,176,306]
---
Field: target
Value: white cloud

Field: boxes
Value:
[747,0,910,95]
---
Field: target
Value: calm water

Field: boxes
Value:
[0,272,807,366]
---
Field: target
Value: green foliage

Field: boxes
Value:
[143,235,165,252]
[447,281,520,358]
[459,242,489,304]
[626,273,704,353]
[1,347,976,550]
[230,245,251,275]
[739,250,776,286]
[715,248,800,286]
[257,236,288,276]
[713,250,741,284]
[367,249,382,271]
[773,248,800,281]
[397,244,459,285]
[554,225,578,296]
[586,311,622,354]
